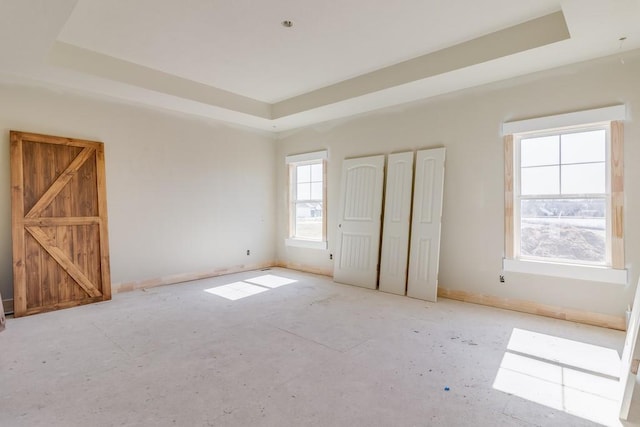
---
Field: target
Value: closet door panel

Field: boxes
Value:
[334,155,385,289]
[407,148,445,302]
[379,152,413,295]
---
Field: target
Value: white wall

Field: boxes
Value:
[0,84,277,300]
[275,50,640,317]
[2,50,638,319]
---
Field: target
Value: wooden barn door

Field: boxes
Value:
[10,131,111,317]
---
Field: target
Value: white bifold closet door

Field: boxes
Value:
[333,155,385,289]
[379,152,414,295]
[407,148,446,302]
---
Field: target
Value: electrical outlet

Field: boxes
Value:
[329,253,333,260]
[246,250,250,256]
[499,275,505,283]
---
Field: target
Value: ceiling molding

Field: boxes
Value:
[49,41,272,119]
[273,11,569,118]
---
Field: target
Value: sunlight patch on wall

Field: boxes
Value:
[493,328,622,426]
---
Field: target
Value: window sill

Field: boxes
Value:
[503,258,627,285]
[285,238,328,250]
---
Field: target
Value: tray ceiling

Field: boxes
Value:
[1,0,639,131]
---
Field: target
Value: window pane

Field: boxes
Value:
[561,163,605,194]
[561,130,605,164]
[521,135,559,167]
[521,166,559,195]
[311,162,323,182]
[297,183,311,200]
[520,198,605,264]
[295,202,323,240]
[297,165,311,183]
[311,182,322,200]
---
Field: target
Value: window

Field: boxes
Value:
[285,150,327,249]
[503,105,626,284]
[516,126,609,265]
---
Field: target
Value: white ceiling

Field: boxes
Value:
[57,0,562,103]
[1,0,639,132]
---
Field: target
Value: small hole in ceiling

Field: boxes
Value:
[281,20,293,28]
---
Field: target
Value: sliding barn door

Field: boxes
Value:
[333,155,385,289]
[407,148,445,302]
[10,131,111,317]
[379,152,414,295]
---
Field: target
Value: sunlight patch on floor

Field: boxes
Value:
[204,275,298,300]
[204,281,268,300]
[245,274,297,288]
[493,328,622,426]
[507,328,621,377]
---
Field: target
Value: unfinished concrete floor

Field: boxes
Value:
[0,268,633,426]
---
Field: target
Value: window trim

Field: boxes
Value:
[285,150,328,249]
[503,258,627,285]
[285,238,327,250]
[502,105,626,135]
[503,106,626,283]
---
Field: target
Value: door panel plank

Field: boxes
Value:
[74,226,88,298]
[24,233,42,310]
[10,133,27,315]
[17,132,102,148]
[95,144,112,300]
[56,225,79,301]
[48,144,73,218]
[26,226,102,298]
[40,226,64,304]
[39,246,59,307]
[84,225,100,296]
[26,147,95,218]
[44,151,99,218]
[22,142,83,214]
[24,217,101,227]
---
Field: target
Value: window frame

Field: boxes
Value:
[285,150,328,250]
[502,105,626,284]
